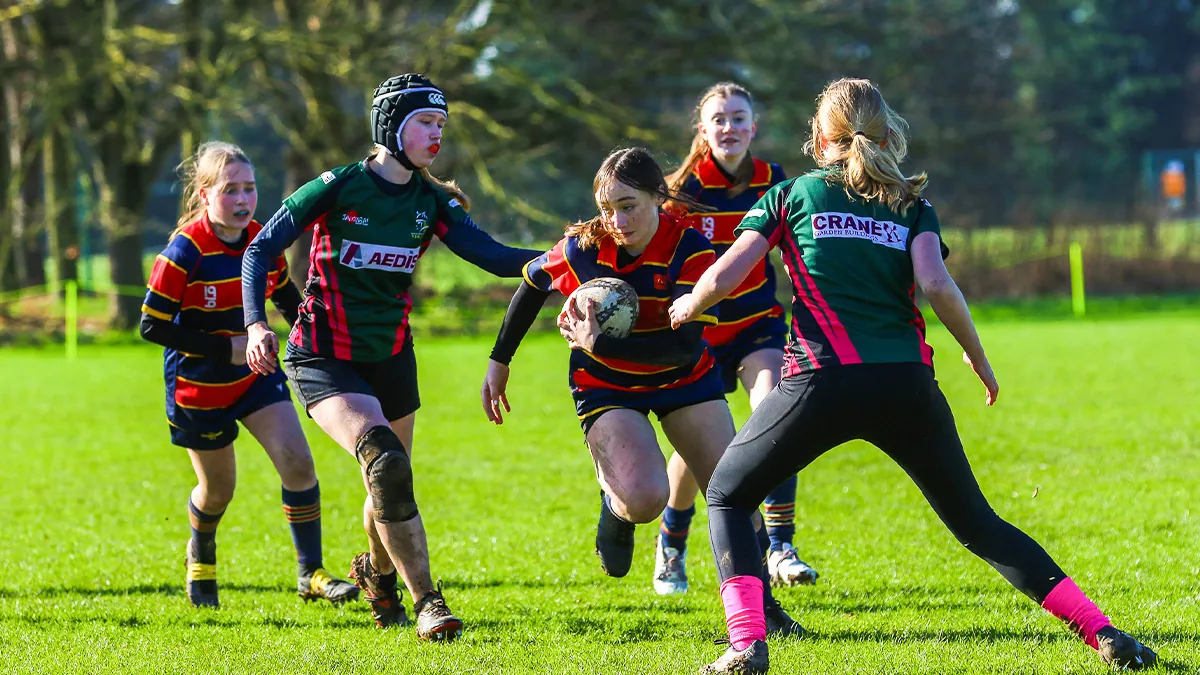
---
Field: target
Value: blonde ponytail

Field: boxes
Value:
[803,78,927,214]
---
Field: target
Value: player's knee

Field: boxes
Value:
[355,425,418,523]
[617,487,669,524]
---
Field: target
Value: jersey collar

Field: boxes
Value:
[694,152,774,189]
[597,212,675,272]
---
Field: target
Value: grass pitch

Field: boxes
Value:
[1,310,1198,674]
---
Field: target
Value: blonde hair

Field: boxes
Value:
[371,145,471,211]
[568,147,705,250]
[175,141,252,233]
[803,78,927,213]
[665,82,757,198]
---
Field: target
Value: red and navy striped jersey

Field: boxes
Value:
[674,153,787,346]
[523,213,719,393]
[143,215,290,410]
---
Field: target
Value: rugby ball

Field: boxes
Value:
[568,277,639,339]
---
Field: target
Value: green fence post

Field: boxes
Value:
[1069,242,1086,318]
[65,280,78,360]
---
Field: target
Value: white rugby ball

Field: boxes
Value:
[568,277,639,339]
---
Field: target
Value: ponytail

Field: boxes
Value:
[804,78,927,213]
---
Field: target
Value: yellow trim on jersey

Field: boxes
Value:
[187,276,242,287]
[716,307,776,328]
[141,304,174,321]
[156,254,189,275]
[177,372,255,388]
[148,287,181,303]
[691,314,719,325]
[726,276,768,299]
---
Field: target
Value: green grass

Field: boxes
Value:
[1,314,1199,674]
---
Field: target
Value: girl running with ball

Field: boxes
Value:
[481,147,803,638]
[670,78,1157,674]
[241,74,539,641]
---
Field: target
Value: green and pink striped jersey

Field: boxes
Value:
[736,169,945,375]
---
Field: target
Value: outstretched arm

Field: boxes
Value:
[439,221,542,278]
[483,280,554,424]
[669,230,770,328]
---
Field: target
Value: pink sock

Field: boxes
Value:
[720,575,766,651]
[1040,577,1112,650]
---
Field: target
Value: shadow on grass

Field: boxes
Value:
[805,626,1200,646]
[0,582,293,599]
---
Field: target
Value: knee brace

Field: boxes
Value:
[355,426,418,523]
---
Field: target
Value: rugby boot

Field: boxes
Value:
[764,598,806,638]
[767,543,819,587]
[348,552,408,628]
[699,639,769,675]
[298,567,360,605]
[1096,626,1157,670]
[185,538,219,608]
[595,491,636,578]
[652,538,688,595]
[413,582,464,642]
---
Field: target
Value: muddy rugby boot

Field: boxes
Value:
[348,552,408,628]
[1096,626,1157,670]
[699,639,769,675]
[413,582,463,642]
[298,567,360,605]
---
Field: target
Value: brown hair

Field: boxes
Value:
[175,141,252,233]
[370,144,471,211]
[568,147,704,249]
[803,78,927,213]
[665,82,757,198]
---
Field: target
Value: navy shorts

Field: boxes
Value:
[167,370,292,450]
[283,342,421,422]
[710,316,788,394]
[575,366,726,436]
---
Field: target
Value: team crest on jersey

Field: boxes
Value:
[339,239,421,273]
[812,212,909,250]
[413,210,430,237]
[342,210,369,226]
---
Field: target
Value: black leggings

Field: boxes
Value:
[706,363,1066,603]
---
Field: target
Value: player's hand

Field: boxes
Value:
[481,359,512,424]
[561,299,600,352]
[669,293,699,329]
[229,335,248,366]
[245,321,279,375]
[962,351,999,406]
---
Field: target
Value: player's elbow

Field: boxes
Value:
[139,313,157,342]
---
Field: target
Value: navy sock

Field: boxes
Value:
[188,498,224,564]
[660,505,695,553]
[282,483,323,577]
[763,475,798,552]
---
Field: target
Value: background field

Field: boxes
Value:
[2,310,1199,674]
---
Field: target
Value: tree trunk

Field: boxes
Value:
[44,128,79,294]
[106,173,152,330]
[20,151,46,287]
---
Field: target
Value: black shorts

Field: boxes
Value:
[283,342,420,422]
[710,316,787,394]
